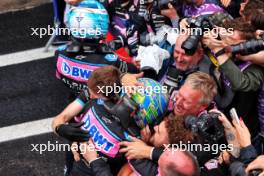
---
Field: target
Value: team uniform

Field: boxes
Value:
[55,44,138,94]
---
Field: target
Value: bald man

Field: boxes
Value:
[158,149,200,176]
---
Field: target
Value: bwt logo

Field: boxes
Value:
[62,61,92,80]
[83,114,114,152]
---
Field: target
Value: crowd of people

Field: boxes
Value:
[51,0,264,175]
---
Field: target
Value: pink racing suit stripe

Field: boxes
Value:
[81,108,121,158]
[56,55,100,83]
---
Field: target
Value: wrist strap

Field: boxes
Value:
[215,49,225,58]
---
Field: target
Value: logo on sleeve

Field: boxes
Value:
[104,54,118,62]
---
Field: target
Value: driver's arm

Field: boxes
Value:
[52,99,84,134]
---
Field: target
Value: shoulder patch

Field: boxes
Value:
[104,54,118,62]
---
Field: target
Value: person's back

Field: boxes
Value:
[55,43,138,94]
[70,98,129,175]
[55,0,138,94]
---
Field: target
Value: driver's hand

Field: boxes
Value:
[56,122,90,142]
[121,72,144,97]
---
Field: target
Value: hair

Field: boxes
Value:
[165,113,194,145]
[209,12,232,27]
[184,72,217,105]
[243,0,264,19]
[221,18,256,40]
[251,9,264,30]
[87,66,121,102]
[161,150,200,176]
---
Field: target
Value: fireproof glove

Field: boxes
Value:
[56,122,90,142]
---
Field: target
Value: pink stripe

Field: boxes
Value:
[56,55,100,82]
[56,70,61,79]
[128,160,142,176]
[81,109,120,158]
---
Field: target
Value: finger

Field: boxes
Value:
[130,136,141,142]
[125,85,137,95]
[239,118,247,128]
[72,121,85,128]
[232,119,241,129]
[259,172,264,176]
[209,109,221,114]
[77,130,90,135]
[71,142,79,152]
[135,82,144,87]
[119,141,130,147]
[125,152,130,159]
[125,151,134,160]
[73,153,81,161]
[226,0,231,7]
[73,133,90,142]
[71,134,89,142]
[135,72,144,78]
[168,3,173,8]
[222,1,227,7]
[127,154,134,160]
[217,114,225,123]
[119,147,129,153]
[246,161,259,173]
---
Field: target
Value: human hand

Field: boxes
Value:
[71,142,81,161]
[210,109,240,158]
[202,31,227,53]
[161,3,178,20]
[121,72,144,97]
[133,60,141,70]
[236,50,264,66]
[140,125,152,143]
[179,18,189,30]
[80,139,99,163]
[56,122,90,142]
[246,155,264,175]
[220,0,231,7]
[256,30,264,39]
[119,136,153,160]
[218,150,231,165]
[232,117,251,148]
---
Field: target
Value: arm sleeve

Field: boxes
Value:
[115,59,139,74]
[219,59,264,92]
[239,145,258,164]
[76,88,90,106]
[90,158,114,176]
[129,159,159,176]
[151,147,164,162]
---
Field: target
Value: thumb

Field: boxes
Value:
[135,72,144,78]
[71,121,84,128]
